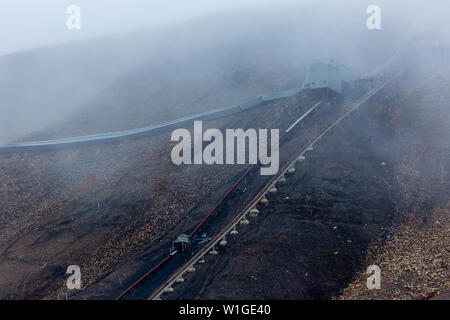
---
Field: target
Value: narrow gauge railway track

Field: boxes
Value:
[114,98,324,300]
[146,79,392,300]
[114,77,392,300]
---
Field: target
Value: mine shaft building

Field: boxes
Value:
[303,62,355,95]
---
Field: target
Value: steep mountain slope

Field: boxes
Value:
[1,2,447,300]
[0,91,319,299]
[1,3,407,145]
[339,74,450,300]
[165,56,450,300]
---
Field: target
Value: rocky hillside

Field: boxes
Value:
[339,73,450,300]
[166,61,450,300]
[1,2,407,146]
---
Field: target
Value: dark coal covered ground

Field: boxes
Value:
[166,90,397,300]
[0,89,322,299]
[165,61,450,300]
[0,37,448,300]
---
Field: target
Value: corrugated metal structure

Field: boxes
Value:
[0,87,304,153]
[303,62,354,94]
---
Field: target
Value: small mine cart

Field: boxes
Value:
[171,234,192,254]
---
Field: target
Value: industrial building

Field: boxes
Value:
[303,62,355,94]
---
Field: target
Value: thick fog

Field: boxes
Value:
[1,0,449,146]
[0,0,287,55]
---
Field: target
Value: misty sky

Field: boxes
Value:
[0,0,299,55]
[1,0,449,146]
[2,0,450,56]
[2,0,449,56]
